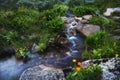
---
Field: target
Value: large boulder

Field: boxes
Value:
[76,24,100,36]
[20,65,66,80]
[81,58,120,80]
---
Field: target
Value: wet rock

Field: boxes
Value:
[0,47,15,59]
[20,65,66,80]
[76,24,100,36]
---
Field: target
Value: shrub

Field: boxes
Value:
[12,6,40,34]
[85,30,119,59]
[0,10,14,29]
[82,51,92,60]
[72,6,97,17]
[66,65,102,80]
[85,31,106,49]
[18,0,62,10]
[66,0,84,8]
[89,16,117,30]
[40,4,68,21]
[16,47,29,58]
[0,5,66,53]
[47,16,64,33]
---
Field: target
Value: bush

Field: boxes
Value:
[85,31,106,49]
[47,16,64,33]
[72,6,97,17]
[92,37,119,59]
[40,4,68,21]
[18,0,62,10]
[85,30,119,59]
[66,0,83,8]
[82,51,92,60]
[0,5,66,52]
[89,16,117,30]
[66,65,102,80]
[16,47,29,58]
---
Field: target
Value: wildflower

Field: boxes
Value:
[76,67,81,72]
[72,59,77,63]
[77,62,82,66]
[115,54,119,58]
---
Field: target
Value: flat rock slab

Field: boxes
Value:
[20,65,66,80]
[77,24,100,36]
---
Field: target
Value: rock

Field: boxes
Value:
[112,36,120,39]
[76,24,100,36]
[81,58,120,80]
[74,17,82,21]
[30,43,39,53]
[80,19,89,24]
[104,7,120,16]
[82,15,92,20]
[104,8,114,16]
[20,65,66,80]
[0,47,15,59]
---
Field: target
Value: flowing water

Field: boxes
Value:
[0,15,85,80]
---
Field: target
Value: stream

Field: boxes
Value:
[0,15,86,80]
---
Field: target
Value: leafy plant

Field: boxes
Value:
[85,31,106,49]
[89,16,116,30]
[66,65,102,80]
[82,51,92,60]
[85,30,119,59]
[18,0,62,10]
[47,16,64,33]
[16,47,29,58]
[72,6,97,17]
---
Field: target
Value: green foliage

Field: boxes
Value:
[85,31,106,48]
[86,0,120,13]
[0,5,66,52]
[40,4,68,21]
[66,0,84,8]
[92,37,119,59]
[47,16,64,33]
[66,65,102,80]
[12,6,40,34]
[89,16,116,30]
[82,51,92,59]
[18,0,62,10]
[16,47,29,58]
[72,6,97,17]
[85,30,119,59]
[0,34,10,50]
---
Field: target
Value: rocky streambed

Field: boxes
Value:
[0,13,120,80]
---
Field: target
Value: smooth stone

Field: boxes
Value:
[76,24,100,36]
